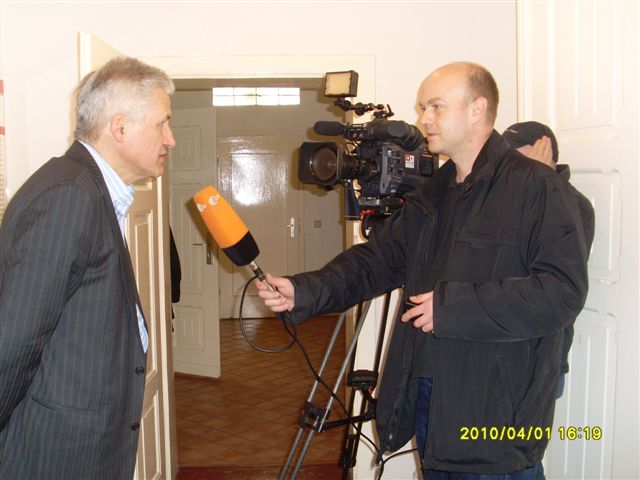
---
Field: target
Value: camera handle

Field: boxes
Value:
[334,96,394,119]
[279,290,394,480]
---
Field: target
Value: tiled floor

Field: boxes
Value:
[175,315,350,472]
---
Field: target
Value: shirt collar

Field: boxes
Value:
[80,141,135,221]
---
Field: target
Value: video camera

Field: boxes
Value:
[298,71,437,235]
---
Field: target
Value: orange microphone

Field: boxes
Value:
[192,186,273,289]
[193,185,259,266]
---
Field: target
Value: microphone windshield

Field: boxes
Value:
[193,186,259,266]
[314,121,346,137]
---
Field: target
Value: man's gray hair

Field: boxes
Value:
[74,57,175,143]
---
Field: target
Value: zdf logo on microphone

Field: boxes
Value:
[195,193,220,213]
[208,194,220,207]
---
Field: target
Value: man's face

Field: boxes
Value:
[418,67,474,159]
[121,88,176,182]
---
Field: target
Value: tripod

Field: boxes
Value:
[279,291,394,480]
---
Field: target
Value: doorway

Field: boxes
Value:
[169,77,347,469]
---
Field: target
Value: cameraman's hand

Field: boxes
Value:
[255,273,295,313]
[401,291,434,333]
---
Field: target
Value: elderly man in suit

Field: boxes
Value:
[0,57,175,479]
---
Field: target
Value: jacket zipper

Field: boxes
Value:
[384,202,437,453]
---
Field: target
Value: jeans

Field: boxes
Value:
[555,374,565,399]
[415,378,545,480]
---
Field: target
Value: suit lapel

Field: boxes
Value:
[65,142,147,349]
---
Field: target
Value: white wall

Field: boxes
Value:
[1,1,517,199]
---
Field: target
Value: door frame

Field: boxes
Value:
[142,52,376,474]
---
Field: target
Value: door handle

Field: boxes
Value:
[285,217,296,238]
[192,237,214,264]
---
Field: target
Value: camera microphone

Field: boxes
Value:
[367,120,425,151]
[314,119,424,151]
[313,121,346,137]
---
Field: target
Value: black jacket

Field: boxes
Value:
[288,131,589,473]
[556,164,595,375]
[557,164,594,249]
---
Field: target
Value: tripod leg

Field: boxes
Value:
[279,427,306,480]
[291,428,318,479]
[339,386,358,474]
[339,290,394,478]
[339,301,366,478]
[280,311,348,480]
[286,301,373,479]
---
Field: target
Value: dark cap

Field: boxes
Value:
[503,121,559,162]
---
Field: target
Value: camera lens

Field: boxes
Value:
[309,146,338,182]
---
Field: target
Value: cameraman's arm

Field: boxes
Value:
[286,208,409,324]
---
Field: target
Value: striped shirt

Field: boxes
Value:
[80,141,149,353]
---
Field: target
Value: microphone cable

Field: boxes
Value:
[239,275,392,476]
[238,274,295,353]
[374,447,419,480]
[238,274,348,416]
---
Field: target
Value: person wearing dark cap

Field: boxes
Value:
[503,121,595,398]
[503,121,558,167]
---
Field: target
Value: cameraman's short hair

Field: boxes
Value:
[464,62,499,126]
[74,57,174,143]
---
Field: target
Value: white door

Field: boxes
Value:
[217,135,304,318]
[169,107,220,378]
[78,31,173,480]
[517,3,639,478]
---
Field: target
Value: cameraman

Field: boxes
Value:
[257,62,589,478]
[503,121,595,399]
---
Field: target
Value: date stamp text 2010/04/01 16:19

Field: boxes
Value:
[459,426,603,441]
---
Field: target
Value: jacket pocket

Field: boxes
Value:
[21,395,106,456]
[454,227,518,280]
[494,356,516,425]
[31,395,101,417]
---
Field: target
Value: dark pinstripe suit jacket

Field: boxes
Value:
[0,142,147,479]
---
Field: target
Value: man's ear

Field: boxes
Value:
[471,96,488,123]
[110,114,126,143]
